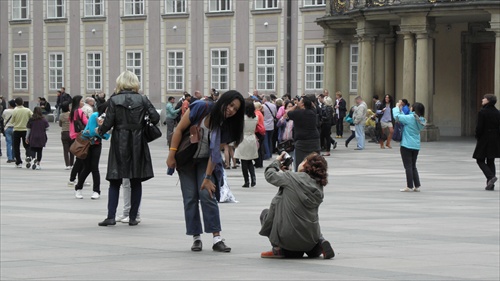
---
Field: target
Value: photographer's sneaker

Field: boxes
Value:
[413,187,420,192]
[68,181,76,187]
[75,190,83,199]
[90,192,100,200]
[400,187,413,192]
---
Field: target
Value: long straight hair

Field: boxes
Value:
[209,90,245,146]
[70,95,83,120]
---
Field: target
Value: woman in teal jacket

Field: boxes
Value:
[392,101,426,192]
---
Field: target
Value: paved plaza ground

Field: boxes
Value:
[1,128,499,280]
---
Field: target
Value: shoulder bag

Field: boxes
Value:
[74,111,85,133]
[70,133,91,159]
[144,114,162,142]
[175,102,209,167]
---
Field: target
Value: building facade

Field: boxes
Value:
[317,0,500,138]
[0,0,326,107]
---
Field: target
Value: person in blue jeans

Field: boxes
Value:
[167,90,244,253]
[2,99,16,162]
[352,96,367,150]
[392,101,426,192]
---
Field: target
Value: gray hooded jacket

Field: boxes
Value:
[259,160,324,252]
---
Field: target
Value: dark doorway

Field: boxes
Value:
[475,42,495,113]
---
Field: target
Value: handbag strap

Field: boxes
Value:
[264,103,276,119]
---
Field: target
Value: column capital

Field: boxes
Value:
[355,33,376,43]
[322,39,340,47]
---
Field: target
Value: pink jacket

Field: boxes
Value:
[69,108,88,139]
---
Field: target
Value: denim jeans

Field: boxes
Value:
[354,124,365,149]
[4,127,14,160]
[107,178,142,221]
[263,130,274,159]
[177,159,221,235]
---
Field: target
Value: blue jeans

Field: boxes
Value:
[177,159,221,235]
[354,124,365,149]
[4,127,14,160]
[263,130,274,159]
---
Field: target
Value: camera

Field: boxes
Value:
[280,152,293,168]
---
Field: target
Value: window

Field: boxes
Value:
[255,0,278,9]
[165,0,186,14]
[167,51,184,91]
[13,54,28,90]
[49,53,64,90]
[350,44,358,92]
[211,49,229,91]
[305,46,324,90]
[84,0,104,17]
[126,51,142,88]
[124,0,144,16]
[12,0,29,20]
[87,52,102,91]
[303,0,325,6]
[209,0,231,12]
[256,48,275,91]
[47,0,65,18]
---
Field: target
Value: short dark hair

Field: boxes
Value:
[184,93,191,98]
[484,94,497,106]
[373,94,379,100]
[168,96,175,102]
[60,101,70,112]
[15,97,23,106]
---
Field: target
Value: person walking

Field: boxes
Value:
[393,101,427,192]
[97,71,159,226]
[11,97,33,168]
[165,96,180,146]
[262,95,277,160]
[59,102,74,169]
[352,96,367,150]
[234,100,259,187]
[472,94,500,191]
[26,107,49,170]
[167,90,244,253]
[335,91,347,138]
[2,99,16,163]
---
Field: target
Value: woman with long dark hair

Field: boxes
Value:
[379,94,395,149]
[26,107,49,170]
[97,71,159,226]
[59,102,74,169]
[284,95,321,172]
[472,94,500,190]
[393,101,427,192]
[167,90,244,253]
[68,95,88,198]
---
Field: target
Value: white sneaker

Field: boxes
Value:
[413,187,420,192]
[65,166,71,170]
[75,190,83,199]
[84,182,91,186]
[400,187,413,192]
[35,164,41,170]
[16,164,22,168]
[120,216,130,223]
[68,181,76,186]
[116,215,127,222]
[90,192,100,199]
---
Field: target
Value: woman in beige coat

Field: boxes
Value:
[234,100,259,187]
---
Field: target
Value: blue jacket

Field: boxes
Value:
[392,107,426,150]
[83,112,110,143]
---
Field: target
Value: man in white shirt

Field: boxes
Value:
[262,95,277,160]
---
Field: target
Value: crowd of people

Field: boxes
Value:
[1,78,499,258]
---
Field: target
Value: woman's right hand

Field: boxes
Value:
[166,153,176,169]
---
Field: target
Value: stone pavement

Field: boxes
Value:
[1,128,499,280]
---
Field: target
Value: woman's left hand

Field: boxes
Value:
[201,179,216,199]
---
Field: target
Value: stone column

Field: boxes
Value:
[384,37,395,98]
[323,38,339,97]
[402,32,415,103]
[489,12,500,109]
[374,36,385,96]
[340,40,351,99]
[359,34,375,102]
[415,32,429,118]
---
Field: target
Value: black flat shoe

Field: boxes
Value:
[242,183,249,188]
[191,240,203,251]
[128,219,139,226]
[251,182,256,187]
[98,218,116,226]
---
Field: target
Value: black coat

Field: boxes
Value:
[99,91,160,181]
[472,104,500,159]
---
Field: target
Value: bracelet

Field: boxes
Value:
[169,147,178,151]
[204,174,212,180]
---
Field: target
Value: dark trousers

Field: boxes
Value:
[336,116,344,137]
[400,146,421,188]
[61,131,74,167]
[31,147,43,162]
[75,144,102,193]
[345,130,355,146]
[254,133,265,168]
[476,158,496,183]
[13,131,31,165]
[320,122,332,152]
[107,178,142,220]
[241,159,256,185]
[70,158,84,182]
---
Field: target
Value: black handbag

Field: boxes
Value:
[144,115,162,142]
[277,139,294,153]
[74,112,85,133]
[174,102,209,167]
